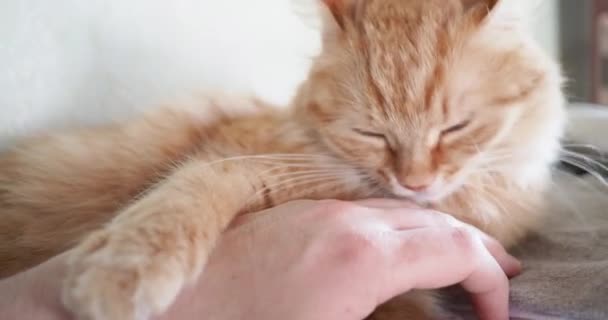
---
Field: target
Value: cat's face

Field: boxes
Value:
[298,0,565,202]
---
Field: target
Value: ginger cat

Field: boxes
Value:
[0,0,565,319]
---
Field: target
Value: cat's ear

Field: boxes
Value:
[462,0,500,12]
[462,0,502,24]
[321,0,350,30]
[318,0,361,41]
[464,0,526,29]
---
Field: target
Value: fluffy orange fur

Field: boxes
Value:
[0,0,565,319]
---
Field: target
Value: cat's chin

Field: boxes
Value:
[395,193,444,206]
[385,188,448,207]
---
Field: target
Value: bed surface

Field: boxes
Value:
[445,170,608,320]
[510,171,608,320]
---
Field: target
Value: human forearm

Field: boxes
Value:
[0,254,72,320]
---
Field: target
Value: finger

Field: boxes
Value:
[383,210,521,278]
[382,227,510,320]
[476,233,521,278]
[449,223,522,278]
[456,235,510,320]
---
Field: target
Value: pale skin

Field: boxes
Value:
[0,199,520,320]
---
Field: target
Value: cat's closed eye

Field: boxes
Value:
[441,119,471,136]
[353,128,385,139]
[353,128,394,150]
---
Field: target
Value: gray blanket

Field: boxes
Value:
[444,171,608,319]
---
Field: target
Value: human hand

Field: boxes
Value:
[0,199,519,320]
[159,199,520,320]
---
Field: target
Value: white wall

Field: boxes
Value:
[0,0,562,149]
[529,0,560,59]
[0,0,322,148]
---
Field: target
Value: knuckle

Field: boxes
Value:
[450,226,479,255]
[329,229,379,266]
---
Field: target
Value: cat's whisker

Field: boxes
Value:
[554,171,607,197]
[558,158,608,189]
[560,146,603,157]
[474,161,516,175]
[560,144,604,154]
[560,147,602,158]
[269,168,369,192]
[474,165,511,175]
[242,174,347,210]
[254,176,341,201]
[559,150,608,174]
[479,149,520,160]
[260,169,357,182]
[545,174,597,234]
[195,154,357,177]
[472,149,520,166]
[560,153,608,174]
[136,156,355,205]
[363,179,388,198]
[239,177,350,231]
[475,150,527,171]
[256,166,350,180]
[481,149,516,157]
[200,153,337,167]
[477,155,516,166]
[461,183,510,224]
[154,153,349,184]
[255,162,354,176]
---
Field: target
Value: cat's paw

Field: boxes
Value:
[62,230,185,320]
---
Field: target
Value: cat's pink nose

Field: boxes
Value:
[399,175,436,192]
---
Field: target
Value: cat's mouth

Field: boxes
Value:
[385,174,451,204]
[362,169,459,204]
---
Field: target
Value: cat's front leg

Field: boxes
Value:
[62,159,261,320]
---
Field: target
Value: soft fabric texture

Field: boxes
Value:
[509,171,608,320]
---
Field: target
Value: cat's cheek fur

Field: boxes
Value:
[322,130,389,169]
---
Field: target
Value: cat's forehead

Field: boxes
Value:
[355,0,475,117]
[359,0,463,44]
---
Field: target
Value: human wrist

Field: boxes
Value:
[153,230,251,320]
[0,254,73,320]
